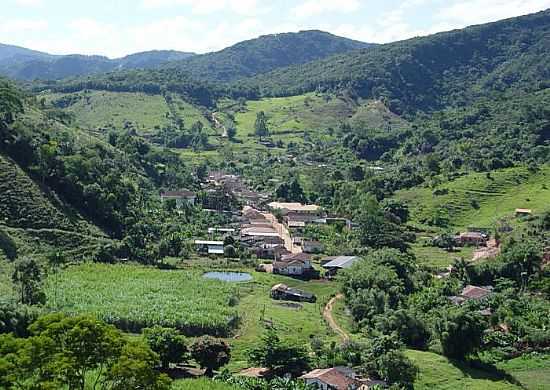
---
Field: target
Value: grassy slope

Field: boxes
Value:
[228,272,339,370]
[45,91,171,134]
[407,350,520,390]
[497,354,550,390]
[172,378,238,390]
[0,153,108,259]
[397,165,550,230]
[233,93,353,139]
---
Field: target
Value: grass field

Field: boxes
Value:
[233,93,353,140]
[407,350,521,389]
[496,354,550,390]
[224,272,340,370]
[45,91,172,134]
[45,263,239,336]
[396,165,550,230]
[172,378,238,389]
[411,243,475,269]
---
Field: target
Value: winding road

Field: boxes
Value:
[323,293,349,342]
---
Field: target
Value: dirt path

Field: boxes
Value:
[323,293,349,342]
[211,112,227,137]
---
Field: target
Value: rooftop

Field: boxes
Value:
[161,190,195,197]
[194,240,224,245]
[300,367,358,389]
[461,285,493,300]
[322,256,359,269]
[268,202,321,212]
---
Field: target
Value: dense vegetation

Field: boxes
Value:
[164,30,371,82]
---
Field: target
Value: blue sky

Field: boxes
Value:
[2,0,550,58]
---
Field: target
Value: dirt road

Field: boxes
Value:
[323,293,349,342]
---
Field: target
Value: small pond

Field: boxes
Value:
[203,271,253,282]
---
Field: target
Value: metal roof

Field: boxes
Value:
[322,256,359,269]
[194,240,224,245]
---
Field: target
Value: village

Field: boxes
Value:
[156,171,539,389]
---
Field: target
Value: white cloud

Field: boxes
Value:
[0,18,48,34]
[437,0,550,25]
[141,0,263,15]
[291,0,361,18]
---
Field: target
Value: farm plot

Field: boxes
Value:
[45,263,239,336]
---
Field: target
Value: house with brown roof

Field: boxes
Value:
[300,367,361,390]
[160,190,196,207]
[450,285,493,305]
[456,232,487,246]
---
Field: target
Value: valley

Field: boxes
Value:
[1,8,550,390]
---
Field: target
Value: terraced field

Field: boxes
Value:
[396,165,550,230]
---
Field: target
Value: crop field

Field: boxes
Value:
[396,165,550,230]
[45,263,239,336]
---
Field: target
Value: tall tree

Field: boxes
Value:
[190,336,231,377]
[254,111,269,140]
[144,326,187,369]
[11,257,45,305]
[247,329,310,377]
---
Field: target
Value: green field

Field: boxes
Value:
[396,165,550,230]
[44,91,171,134]
[407,350,521,389]
[233,93,353,140]
[411,242,475,269]
[172,378,238,390]
[45,263,239,336]
[497,354,550,390]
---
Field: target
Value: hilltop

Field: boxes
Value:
[0,43,195,80]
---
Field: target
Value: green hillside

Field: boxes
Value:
[407,350,520,390]
[165,30,371,82]
[396,165,550,230]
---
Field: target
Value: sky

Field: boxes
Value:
[2,0,550,58]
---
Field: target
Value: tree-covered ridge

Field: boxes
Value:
[236,10,550,114]
[0,43,195,81]
[163,30,372,82]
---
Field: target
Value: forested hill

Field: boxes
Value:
[235,9,550,114]
[0,44,195,81]
[162,30,372,82]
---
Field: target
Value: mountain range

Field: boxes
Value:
[0,30,371,81]
[0,43,195,80]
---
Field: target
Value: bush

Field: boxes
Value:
[0,228,17,260]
